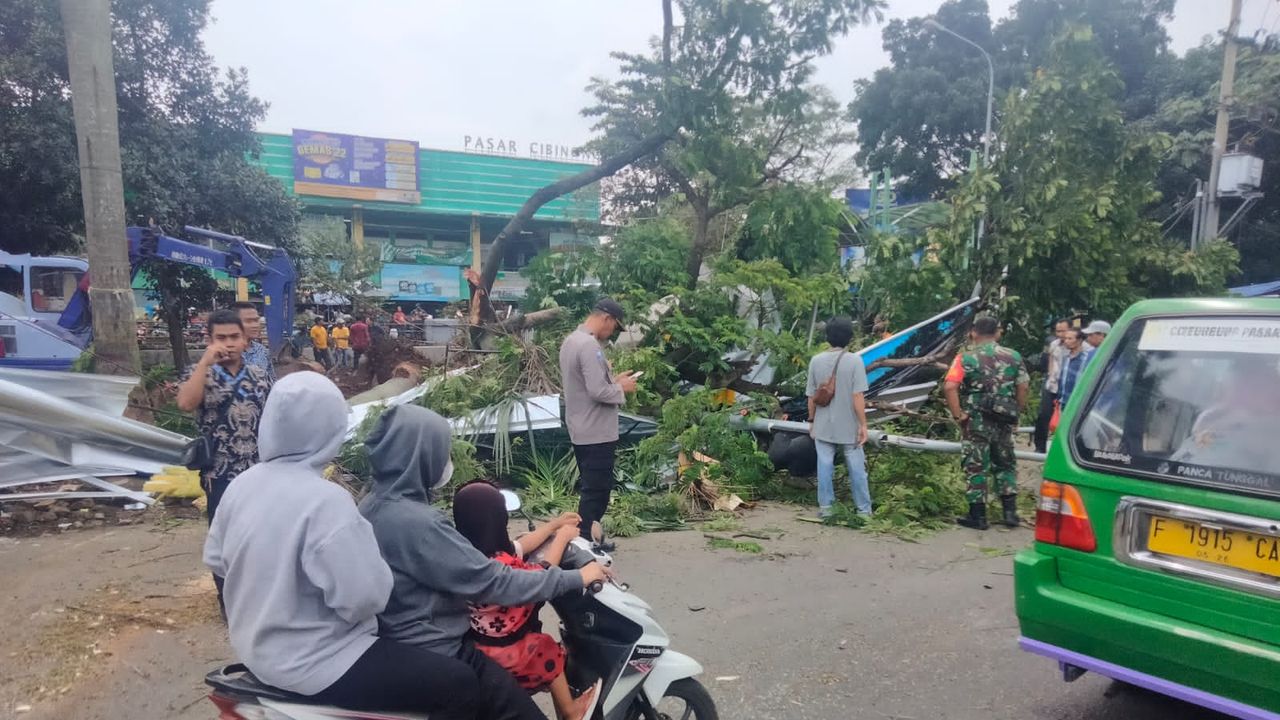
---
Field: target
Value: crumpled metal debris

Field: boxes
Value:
[0,368,187,505]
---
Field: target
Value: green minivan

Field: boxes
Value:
[1016,297,1280,719]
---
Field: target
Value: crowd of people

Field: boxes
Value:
[176,297,1118,717]
[1032,318,1111,454]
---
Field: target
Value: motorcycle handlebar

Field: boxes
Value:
[587,580,605,594]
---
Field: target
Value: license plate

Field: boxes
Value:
[1147,515,1280,578]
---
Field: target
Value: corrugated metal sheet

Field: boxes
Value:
[0,370,187,483]
[254,133,601,222]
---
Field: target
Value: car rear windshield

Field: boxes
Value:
[1073,315,1280,498]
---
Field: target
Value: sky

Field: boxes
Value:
[201,0,1278,153]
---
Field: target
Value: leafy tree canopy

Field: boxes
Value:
[861,27,1238,350]
[849,0,1176,199]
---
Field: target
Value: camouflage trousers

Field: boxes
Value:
[962,417,1017,504]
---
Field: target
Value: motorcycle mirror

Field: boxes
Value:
[500,489,522,513]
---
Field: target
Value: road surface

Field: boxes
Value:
[0,504,1231,719]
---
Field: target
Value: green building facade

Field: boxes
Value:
[250,131,600,304]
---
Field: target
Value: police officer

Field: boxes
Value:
[943,315,1030,530]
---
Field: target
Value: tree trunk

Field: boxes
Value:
[684,211,712,288]
[494,306,566,334]
[60,0,141,375]
[479,130,674,293]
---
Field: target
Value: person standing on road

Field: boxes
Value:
[332,318,352,369]
[1033,318,1071,453]
[176,309,272,605]
[944,315,1029,530]
[310,316,332,369]
[1083,320,1111,350]
[233,301,275,381]
[560,298,638,542]
[805,317,872,518]
[350,316,371,368]
[1057,328,1094,406]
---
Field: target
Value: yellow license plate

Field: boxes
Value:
[1147,515,1280,578]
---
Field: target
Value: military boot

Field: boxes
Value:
[1001,495,1021,528]
[957,502,989,530]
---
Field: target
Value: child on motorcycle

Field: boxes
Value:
[453,481,600,720]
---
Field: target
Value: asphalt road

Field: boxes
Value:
[0,504,1235,720]
[613,505,1231,720]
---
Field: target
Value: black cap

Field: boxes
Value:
[594,297,625,322]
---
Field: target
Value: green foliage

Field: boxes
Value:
[520,248,600,315]
[515,451,580,518]
[822,503,868,529]
[0,0,299,368]
[419,368,513,419]
[297,215,383,302]
[870,28,1239,350]
[1146,40,1280,283]
[335,405,386,485]
[738,182,847,275]
[598,216,691,299]
[604,491,686,537]
[70,346,95,373]
[450,439,485,488]
[609,346,678,417]
[849,0,1177,198]
[633,389,774,494]
[863,448,967,539]
[706,536,764,554]
[702,513,744,533]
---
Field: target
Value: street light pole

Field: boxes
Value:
[925,17,997,288]
[925,18,994,168]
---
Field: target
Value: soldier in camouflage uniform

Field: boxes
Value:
[943,315,1030,530]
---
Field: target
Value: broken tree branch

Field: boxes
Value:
[478,129,674,294]
[864,350,953,373]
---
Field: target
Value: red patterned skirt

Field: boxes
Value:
[475,631,566,691]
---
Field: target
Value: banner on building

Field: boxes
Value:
[293,129,421,204]
[380,264,462,302]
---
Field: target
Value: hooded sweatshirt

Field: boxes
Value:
[204,372,393,695]
[358,404,584,655]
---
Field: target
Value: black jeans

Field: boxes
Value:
[574,441,617,540]
[1033,387,1058,454]
[205,475,230,613]
[309,639,481,719]
[457,642,546,720]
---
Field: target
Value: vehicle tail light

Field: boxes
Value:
[1035,481,1097,552]
[208,695,291,720]
[209,695,249,720]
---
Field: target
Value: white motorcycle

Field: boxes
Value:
[205,491,717,720]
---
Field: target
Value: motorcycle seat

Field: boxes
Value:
[205,663,312,704]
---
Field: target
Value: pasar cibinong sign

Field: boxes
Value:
[463,135,597,163]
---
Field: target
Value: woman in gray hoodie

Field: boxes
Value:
[204,372,484,718]
[359,404,607,720]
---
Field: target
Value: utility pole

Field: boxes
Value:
[60,0,140,375]
[1202,0,1243,245]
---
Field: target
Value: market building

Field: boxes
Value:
[250,129,600,305]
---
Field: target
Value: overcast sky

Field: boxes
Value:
[202,0,1276,153]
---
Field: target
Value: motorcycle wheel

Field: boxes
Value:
[625,678,719,720]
